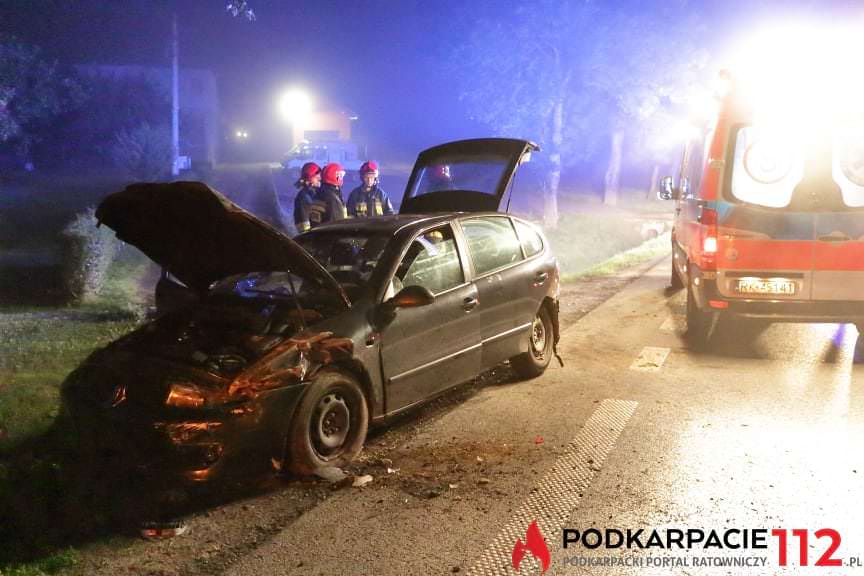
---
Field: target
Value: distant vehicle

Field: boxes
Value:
[660,70,864,344]
[66,138,560,483]
[281,140,364,175]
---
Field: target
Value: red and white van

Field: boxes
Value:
[661,72,864,342]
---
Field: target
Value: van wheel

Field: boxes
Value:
[686,284,711,345]
[286,370,368,476]
[670,248,684,291]
[511,306,554,379]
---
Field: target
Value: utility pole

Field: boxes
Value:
[171,11,180,177]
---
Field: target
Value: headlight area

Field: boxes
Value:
[152,420,226,480]
[165,382,210,409]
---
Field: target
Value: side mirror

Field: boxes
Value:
[388,285,435,308]
[658,176,675,201]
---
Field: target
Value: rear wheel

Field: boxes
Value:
[670,246,684,291]
[686,283,712,346]
[286,370,368,476]
[511,306,554,379]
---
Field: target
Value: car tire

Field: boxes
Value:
[685,283,712,346]
[286,369,368,476]
[511,306,554,379]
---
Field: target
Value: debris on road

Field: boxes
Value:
[140,520,189,540]
[314,467,348,483]
[478,478,490,485]
[352,474,374,488]
[535,435,544,445]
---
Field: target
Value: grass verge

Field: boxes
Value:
[562,232,669,282]
[543,213,665,275]
[0,252,151,455]
[0,549,78,576]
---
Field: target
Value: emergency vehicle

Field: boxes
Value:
[660,31,864,344]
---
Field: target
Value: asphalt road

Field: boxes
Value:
[75,258,864,575]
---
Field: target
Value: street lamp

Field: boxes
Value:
[278,88,313,124]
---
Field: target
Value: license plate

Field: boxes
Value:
[734,277,797,295]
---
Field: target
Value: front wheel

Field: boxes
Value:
[286,370,368,476]
[511,306,554,379]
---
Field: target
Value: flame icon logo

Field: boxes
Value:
[511,520,550,573]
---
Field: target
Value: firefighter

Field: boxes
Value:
[347,161,394,218]
[318,162,349,223]
[293,162,325,233]
[425,163,454,192]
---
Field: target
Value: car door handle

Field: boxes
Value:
[462,297,479,311]
[534,271,549,284]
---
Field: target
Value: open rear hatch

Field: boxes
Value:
[399,138,538,214]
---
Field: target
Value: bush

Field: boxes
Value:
[61,207,118,302]
[110,122,171,181]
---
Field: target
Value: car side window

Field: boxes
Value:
[513,219,543,258]
[461,217,524,276]
[391,225,464,296]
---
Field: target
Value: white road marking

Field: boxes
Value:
[660,316,676,332]
[465,399,638,576]
[629,346,670,372]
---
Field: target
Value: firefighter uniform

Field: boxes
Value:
[293,186,326,233]
[347,185,394,218]
[318,183,349,223]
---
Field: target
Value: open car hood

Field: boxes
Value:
[400,138,539,214]
[96,181,350,308]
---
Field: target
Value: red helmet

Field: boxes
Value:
[359,161,379,175]
[300,162,321,180]
[322,163,345,186]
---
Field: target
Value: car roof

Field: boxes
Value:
[306,212,528,237]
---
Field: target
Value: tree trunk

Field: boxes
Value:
[648,164,660,199]
[544,98,563,229]
[604,131,623,206]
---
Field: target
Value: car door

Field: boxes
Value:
[458,216,530,369]
[380,224,482,412]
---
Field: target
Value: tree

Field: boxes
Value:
[451,1,709,224]
[0,42,83,159]
[111,123,172,180]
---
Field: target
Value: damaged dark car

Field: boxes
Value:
[62,138,561,482]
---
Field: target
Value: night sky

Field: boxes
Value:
[3,0,863,165]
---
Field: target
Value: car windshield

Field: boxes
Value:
[210,271,313,298]
[295,230,391,291]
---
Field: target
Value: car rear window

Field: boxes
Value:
[513,219,543,258]
[407,157,509,198]
[461,217,523,275]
